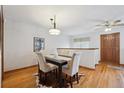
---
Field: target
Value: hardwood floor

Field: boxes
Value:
[3,66,38,88]
[3,63,124,88]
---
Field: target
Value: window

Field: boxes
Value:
[72,37,90,48]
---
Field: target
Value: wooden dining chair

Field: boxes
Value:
[35,52,58,85]
[62,53,81,88]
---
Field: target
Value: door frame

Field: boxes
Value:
[100,32,120,64]
[0,5,4,88]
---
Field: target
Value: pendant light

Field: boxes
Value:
[49,15,60,35]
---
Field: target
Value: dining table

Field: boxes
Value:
[45,54,72,88]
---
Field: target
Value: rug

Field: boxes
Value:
[33,73,84,88]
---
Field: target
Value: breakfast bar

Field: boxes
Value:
[57,48,100,69]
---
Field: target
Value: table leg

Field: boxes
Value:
[58,65,62,87]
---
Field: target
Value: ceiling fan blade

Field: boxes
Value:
[111,20,121,26]
[96,24,106,26]
[114,20,121,23]
[112,23,124,26]
[95,20,124,30]
[93,25,105,31]
[96,24,102,26]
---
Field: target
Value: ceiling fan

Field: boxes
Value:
[95,20,124,32]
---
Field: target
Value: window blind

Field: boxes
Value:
[73,37,90,42]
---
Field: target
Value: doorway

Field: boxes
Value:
[100,32,120,65]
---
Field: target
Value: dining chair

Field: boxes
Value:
[35,52,58,85]
[62,53,81,88]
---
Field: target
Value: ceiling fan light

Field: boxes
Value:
[105,27,111,32]
[105,28,108,32]
[49,29,61,35]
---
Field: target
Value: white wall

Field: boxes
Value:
[70,32,100,48]
[70,28,124,64]
[4,19,124,72]
[4,20,69,72]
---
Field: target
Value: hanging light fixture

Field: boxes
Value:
[49,15,61,35]
[105,27,112,32]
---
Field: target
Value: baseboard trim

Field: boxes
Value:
[4,64,97,73]
[79,65,95,70]
[4,64,38,74]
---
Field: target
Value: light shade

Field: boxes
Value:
[49,29,61,35]
[105,27,111,32]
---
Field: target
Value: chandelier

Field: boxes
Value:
[49,15,60,35]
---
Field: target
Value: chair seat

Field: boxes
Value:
[47,63,58,70]
[42,63,57,73]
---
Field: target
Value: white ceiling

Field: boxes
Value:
[3,5,124,35]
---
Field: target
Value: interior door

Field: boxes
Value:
[100,33,120,65]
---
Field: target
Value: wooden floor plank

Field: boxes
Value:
[3,63,124,88]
